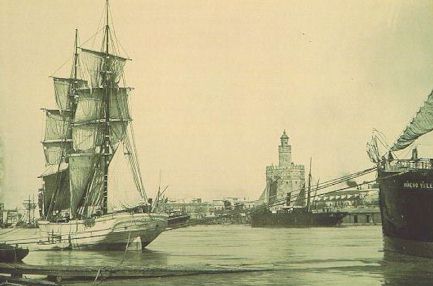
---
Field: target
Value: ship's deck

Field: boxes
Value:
[383,158,433,172]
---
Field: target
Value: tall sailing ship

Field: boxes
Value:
[37,1,167,250]
[369,90,433,258]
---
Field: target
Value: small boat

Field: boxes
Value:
[0,244,29,263]
[167,211,190,229]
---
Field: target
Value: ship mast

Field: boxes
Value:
[73,29,79,82]
[70,28,79,217]
[102,0,111,214]
[306,158,312,212]
[70,28,80,117]
[45,29,81,221]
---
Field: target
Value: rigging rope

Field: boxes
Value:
[266,166,378,208]
[109,7,130,59]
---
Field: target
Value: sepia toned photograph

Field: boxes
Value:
[1,0,433,285]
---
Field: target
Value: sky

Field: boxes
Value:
[1,0,433,208]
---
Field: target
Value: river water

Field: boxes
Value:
[4,225,433,285]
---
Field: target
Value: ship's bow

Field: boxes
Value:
[379,167,433,258]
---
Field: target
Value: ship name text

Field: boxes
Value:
[403,182,433,189]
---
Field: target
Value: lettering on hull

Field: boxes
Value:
[403,182,433,189]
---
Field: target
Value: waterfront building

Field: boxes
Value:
[166,197,255,222]
[1,208,20,227]
[167,198,211,219]
[265,131,306,205]
[313,183,380,225]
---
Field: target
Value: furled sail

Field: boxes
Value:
[294,186,306,207]
[69,154,99,216]
[39,163,69,216]
[82,166,105,216]
[72,87,131,151]
[80,48,128,88]
[69,86,131,214]
[44,110,71,142]
[42,171,70,216]
[267,179,278,205]
[43,142,72,165]
[53,77,87,111]
[43,110,72,165]
[72,125,102,152]
[391,90,433,152]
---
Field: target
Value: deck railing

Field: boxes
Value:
[384,158,433,171]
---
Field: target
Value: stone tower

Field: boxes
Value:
[266,130,305,205]
[278,130,291,167]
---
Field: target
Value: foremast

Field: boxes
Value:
[41,28,84,220]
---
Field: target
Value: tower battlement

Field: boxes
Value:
[266,131,305,204]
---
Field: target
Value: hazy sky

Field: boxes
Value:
[1,0,433,208]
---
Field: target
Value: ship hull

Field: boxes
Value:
[167,214,190,229]
[0,245,29,262]
[251,209,347,227]
[37,212,168,251]
[379,168,433,258]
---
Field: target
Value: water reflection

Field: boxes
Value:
[11,225,433,285]
[381,251,433,286]
[24,248,168,267]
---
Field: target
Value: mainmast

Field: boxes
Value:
[102,0,111,214]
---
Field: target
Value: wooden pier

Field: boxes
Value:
[0,262,270,284]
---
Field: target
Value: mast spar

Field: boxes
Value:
[71,28,79,114]
[102,0,111,214]
[74,29,78,80]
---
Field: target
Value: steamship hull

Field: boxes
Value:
[251,208,347,227]
[379,168,433,258]
[37,212,168,250]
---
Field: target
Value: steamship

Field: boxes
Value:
[371,88,433,257]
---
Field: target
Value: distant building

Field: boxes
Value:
[167,197,255,222]
[314,183,381,225]
[167,198,211,219]
[265,131,305,204]
[1,207,20,227]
